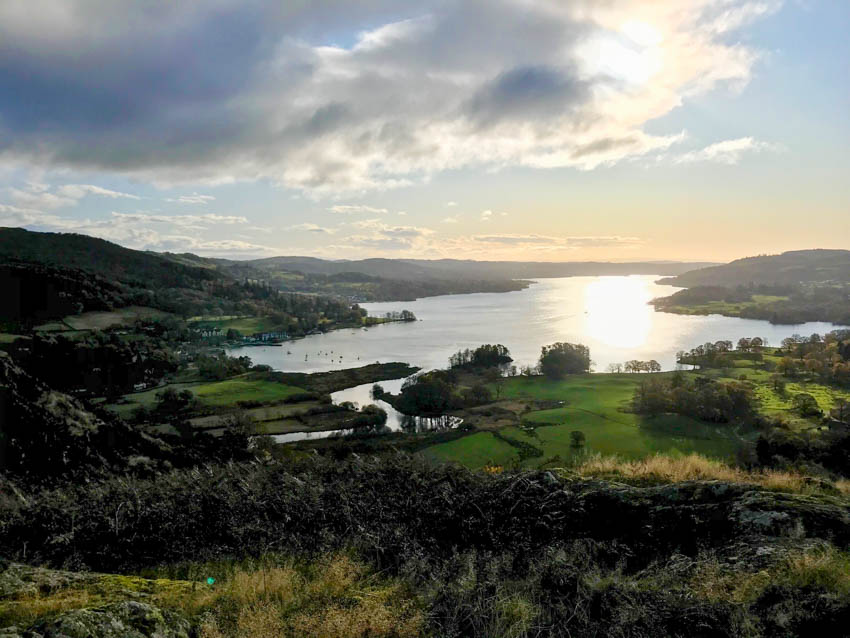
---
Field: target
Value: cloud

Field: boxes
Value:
[336,218,435,250]
[0,204,268,256]
[9,186,76,210]
[57,184,140,200]
[8,183,140,209]
[397,211,407,216]
[472,234,643,247]
[110,212,248,227]
[328,204,389,214]
[442,216,459,224]
[674,137,779,164]
[166,193,215,204]
[0,1,776,193]
[446,201,458,207]
[480,210,493,221]
[288,222,336,233]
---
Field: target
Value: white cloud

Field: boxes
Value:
[8,183,140,210]
[442,216,459,224]
[446,201,458,207]
[9,186,76,210]
[480,210,493,221]
[110,212,248,227]
[327,204,389,214]
[674,137,779,164]
[288,222,336,233]
[57,184,140,200]
[472,234,643,247]
[165,193,215,204]
[0,205,269,256]
[334,218,436,251]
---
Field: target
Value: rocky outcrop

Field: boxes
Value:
[570,479,850,555]
[1,602,191,638]
[0,352,170,479]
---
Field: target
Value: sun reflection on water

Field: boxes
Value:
[583,276,653,349]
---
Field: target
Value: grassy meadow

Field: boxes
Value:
[193,316,284,335]
[105,375,307,418]
[658,294,789,318]
[425,350,850,469]
[425,373,746,469]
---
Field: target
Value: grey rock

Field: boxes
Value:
[30,602,190,638]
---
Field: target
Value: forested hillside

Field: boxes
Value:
[0,228,364,331]
[658,249,850,287]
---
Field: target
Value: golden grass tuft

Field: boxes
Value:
[194,553,423,638]
[835,478,850,495]
[0,588,95,628]
[568,452,840,495]
[692,545,850,605]
[2,554,423,638]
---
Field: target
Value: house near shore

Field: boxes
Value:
[192,325,223,339]
[249,331,288,342]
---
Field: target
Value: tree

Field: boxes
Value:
[462,384,493,406]
[539,343,590,379]
[154,388,197,420]
[792,393,821,417]
[778,357,798,377]
[570,431,586,448]
[397,372,455,415]
[449,344,512,369]
[483,366,504,398]
[832,398,850,424]
[219,410,257,453]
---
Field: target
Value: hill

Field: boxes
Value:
[240,256,717,282]
[0,228,361,331]
[0,227,221,290]
[658,249,850,288]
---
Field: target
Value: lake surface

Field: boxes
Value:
[244,275,843,375]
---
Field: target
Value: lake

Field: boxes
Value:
[244,275,843,376]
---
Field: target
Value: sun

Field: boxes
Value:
[577,21,662,86]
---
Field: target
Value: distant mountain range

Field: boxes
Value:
[658,250,850,288]
[217,255,717,282]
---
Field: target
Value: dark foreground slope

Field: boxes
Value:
[3,455,850,637]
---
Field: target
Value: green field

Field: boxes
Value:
[64,306,172,330]
[191,378,305,406]
[105,376,307,417]
[694,352,850,429]
[191,316,282,335]
[425,374,745,469]
[661,295,789,318]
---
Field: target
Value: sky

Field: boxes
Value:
[0,0,847,263]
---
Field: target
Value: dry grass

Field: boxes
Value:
[1,554,422,637]
[692,545,850,605]
[196,554,424,638]
[567,452,844,495]
[0,588,95,628]
[0,572,197,628]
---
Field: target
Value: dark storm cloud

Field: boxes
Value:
[466,66,590,127]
